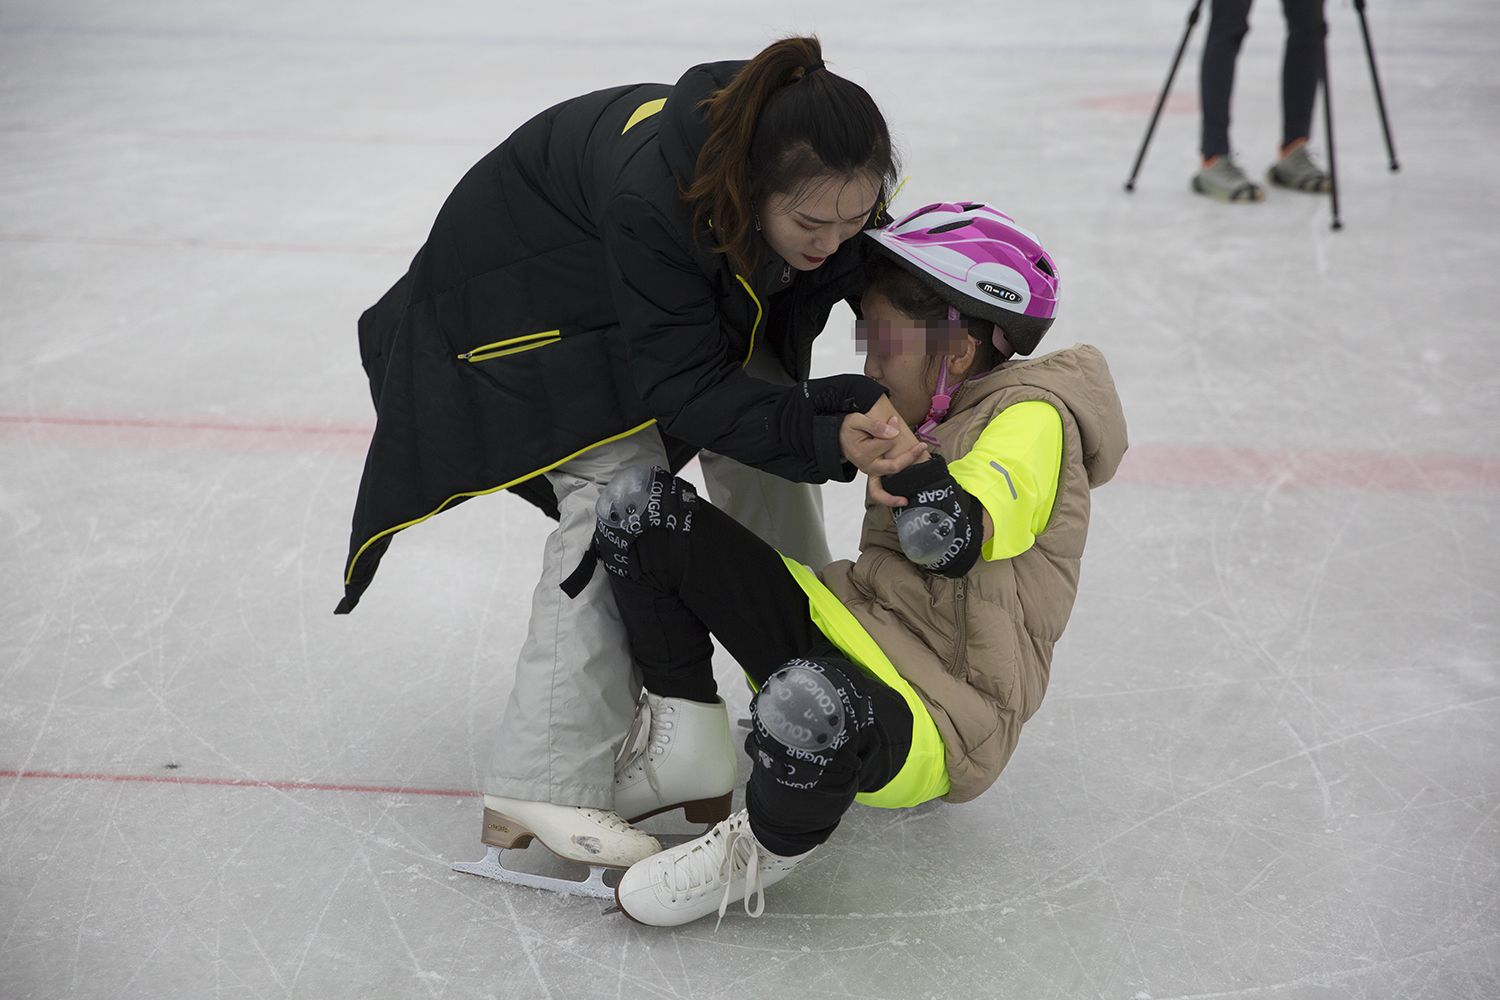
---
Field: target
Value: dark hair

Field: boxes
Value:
[684,36,898,276]
[864,257,1004,373]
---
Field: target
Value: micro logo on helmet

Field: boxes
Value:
[978,281,1021,304]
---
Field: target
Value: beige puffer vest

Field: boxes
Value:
[818,345,1127,802]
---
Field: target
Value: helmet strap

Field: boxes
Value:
[915,307,968,445]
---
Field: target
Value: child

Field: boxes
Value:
[592,202,1128,927]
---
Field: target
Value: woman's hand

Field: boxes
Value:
[840,396,928,504]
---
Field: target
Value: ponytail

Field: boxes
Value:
[684,36,897,276]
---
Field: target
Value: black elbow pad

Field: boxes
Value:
[884,457,984,578]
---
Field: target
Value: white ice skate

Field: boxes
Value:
[615,691,737,825]
[614,809,812,927]
[451,795,661,899]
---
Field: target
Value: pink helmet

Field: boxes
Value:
[863,201,1060,355]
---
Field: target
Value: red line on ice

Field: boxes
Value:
[0,768,479,798]
[1,411,1496,494]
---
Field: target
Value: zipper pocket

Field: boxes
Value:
[457,329,561,363]
[949,579,969,678]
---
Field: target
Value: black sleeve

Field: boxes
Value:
[604,193,863,483]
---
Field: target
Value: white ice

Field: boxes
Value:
[2,1,1497,998]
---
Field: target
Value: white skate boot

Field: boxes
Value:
[451,796,661,899]
[614,809,812,927]
[614,692,736,825]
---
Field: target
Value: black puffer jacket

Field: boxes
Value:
[337,60,876,612]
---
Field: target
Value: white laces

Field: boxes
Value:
[718,827,767,926]
[649,812,767,928]
[615,694,675,796]
[576,807,633,833]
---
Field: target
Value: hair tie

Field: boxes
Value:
[804,61,825,74]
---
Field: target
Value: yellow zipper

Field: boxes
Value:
[458,330,561,363]
[732,275,762,366]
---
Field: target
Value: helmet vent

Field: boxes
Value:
[926,219,972,235]
[1034,256,1056,277]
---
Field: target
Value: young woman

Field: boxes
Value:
[335,37,922,883]
[589,202,1129,926]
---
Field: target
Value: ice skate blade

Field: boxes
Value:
[451,846,615,899]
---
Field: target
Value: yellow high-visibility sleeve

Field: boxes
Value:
[946,400,1063,561]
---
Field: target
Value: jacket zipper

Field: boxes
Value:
[457,329,561,363]
[732,275,764,366]
[950,579,969,678]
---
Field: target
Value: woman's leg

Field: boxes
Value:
[700,341,833,569]
[484,430,669,809]
[700,452,833,569]
[1200,0,1255,161]
[1279,0,1327,151]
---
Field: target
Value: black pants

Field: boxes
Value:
[603,497,914,856]
[1200,0,1327,159]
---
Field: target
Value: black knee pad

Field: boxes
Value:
[749,657,870,789]
[757,660,849,750]
[596,464,662,537]
[593,465,697,581]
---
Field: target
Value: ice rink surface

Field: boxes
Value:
[2,1,1497,997]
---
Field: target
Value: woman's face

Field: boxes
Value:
[858,288,974,427]
[759,172,881,271]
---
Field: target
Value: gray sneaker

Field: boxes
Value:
[1267,145,1331,193]
[1191,157,1265,203]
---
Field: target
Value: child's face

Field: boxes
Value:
[857,289,971,427]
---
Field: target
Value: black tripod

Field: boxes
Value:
[1123,0,1398,230]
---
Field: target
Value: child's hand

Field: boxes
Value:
[867,472,909,508]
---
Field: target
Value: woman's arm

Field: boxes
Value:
[839,395,928,482]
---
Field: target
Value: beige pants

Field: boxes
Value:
[486,357,832,807]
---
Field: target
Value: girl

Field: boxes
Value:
[591,202,1129,925]
[336,37,922,884]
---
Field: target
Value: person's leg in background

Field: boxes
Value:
[1268,0,1332,191]
[1194,0,1267,201]
[1200,0,1254,162]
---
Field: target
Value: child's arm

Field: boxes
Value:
[882,402,1064,574]
[945,401,1063,561]
[838,395,927,482]
[857,396,931,507]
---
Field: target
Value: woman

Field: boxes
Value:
[335,36,920,883]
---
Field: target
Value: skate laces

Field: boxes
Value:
[615,694,675,796]
[576,807,634,834]
[653,812,771,929]
[718,827,767,927]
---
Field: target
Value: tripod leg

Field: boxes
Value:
[1352,0,1399,171]
[1321,28,1342,230]
[1125,0,1205,192]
